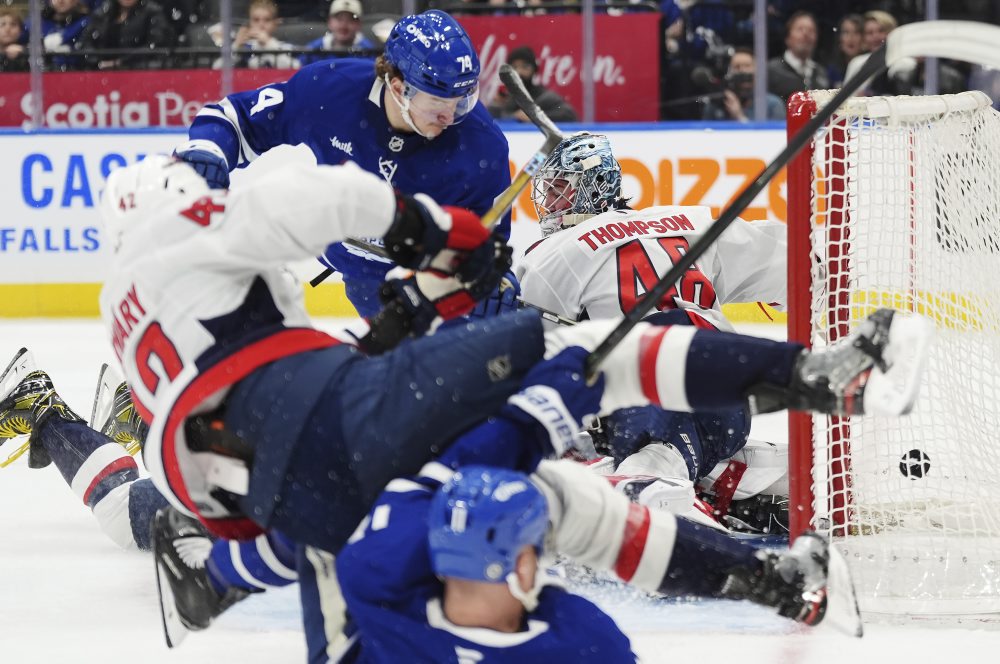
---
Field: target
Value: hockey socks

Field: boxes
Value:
[37,417,142,548]
[205,530,298,596]
[543,320,802,415]
[654,517,760,597]
[127,478,171,550]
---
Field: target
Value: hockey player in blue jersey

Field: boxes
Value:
[176,9,511,317]
[2,154,926,657]
[332,348,861,662]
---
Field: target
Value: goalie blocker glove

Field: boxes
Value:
[173,140,230,190]
[382,193,496,279]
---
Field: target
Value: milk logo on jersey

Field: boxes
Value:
[378,157,398,183]
[388,136,404,152]
[455,646,484,664]
[330,136,354,156]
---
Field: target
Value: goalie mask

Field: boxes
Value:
[531,132,623,237]
[428,465,549,609]
[100,155,210,246]
[383,10,480,137]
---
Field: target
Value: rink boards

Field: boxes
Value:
[0,124,788,320]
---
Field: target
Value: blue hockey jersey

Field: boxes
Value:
[332,415,637,664]
[188,59,511,315]
[335,477,636,664]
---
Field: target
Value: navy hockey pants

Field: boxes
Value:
[225,310,546,553]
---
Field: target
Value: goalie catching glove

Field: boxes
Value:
[382,193,497,280]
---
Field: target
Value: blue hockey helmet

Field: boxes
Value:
[384,10,480,100]
[531,132,623,236]
[428,466,549,583]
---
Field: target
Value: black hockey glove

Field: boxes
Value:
[360,272,480,355]
[382,193,493,277]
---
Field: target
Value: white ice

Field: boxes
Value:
[1,319,997,663]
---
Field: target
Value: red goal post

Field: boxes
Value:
[785,89,1000,620]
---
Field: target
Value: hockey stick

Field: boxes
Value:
[309,63,564,288]
[517,298,578,327]
[583,20,1000,379]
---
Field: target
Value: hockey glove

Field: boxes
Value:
[361,272,479,354]
[469,270,520,319]
[382,193,492,277]
[174,141,230,190]
[502,346,604,458]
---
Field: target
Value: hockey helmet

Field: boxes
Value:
[100,155,210,244]
[531,132,623,237]
[383,10,480,125]
[428,465,549,584]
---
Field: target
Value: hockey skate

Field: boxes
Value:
[0,348,84,468]
[721,532,863,637]
[751,308,931,417]
[153,506,249,648]
[90,364,146,456]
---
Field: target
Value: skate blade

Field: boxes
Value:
[155,559,190,648]
[88,363,119,429]
[0,348,35,400]
[863,313,932,416]
[818,545,864,638]
[0,439,30,468]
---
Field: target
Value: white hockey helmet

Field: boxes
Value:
[100,155,210,245]
[531,132,624,237]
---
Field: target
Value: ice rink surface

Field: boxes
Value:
[2,319,998,663]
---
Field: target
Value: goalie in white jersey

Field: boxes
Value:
[519,133,788,526]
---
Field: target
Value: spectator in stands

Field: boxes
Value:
[214,0,299,70]
[702,47,784,122]
[826,13,863,87]
[843,10,915,96]
[0,8,28,72]
[160,0,203,47]
[23,0,90,60]
[299,0,375,66]
[80,0,176,70]
[766,11,829,103]
[488,45,578,123]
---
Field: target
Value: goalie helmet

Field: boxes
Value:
[383,11,480,128]
[531,132,623,237]
[428,465,548,583]
[99,155,210,245]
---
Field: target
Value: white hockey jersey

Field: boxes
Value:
[98,162,396,537]
[516,206,786,331]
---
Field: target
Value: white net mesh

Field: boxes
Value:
[803,90,1000,618]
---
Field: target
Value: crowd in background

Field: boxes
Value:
[0,0,998,120]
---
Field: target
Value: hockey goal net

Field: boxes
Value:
[786,89,1000,620]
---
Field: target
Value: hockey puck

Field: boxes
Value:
[899,449,931,479]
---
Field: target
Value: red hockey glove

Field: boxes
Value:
[382,193,492,277]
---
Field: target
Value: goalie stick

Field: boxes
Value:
[309,63,564,288]
[583,20,1000,381]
